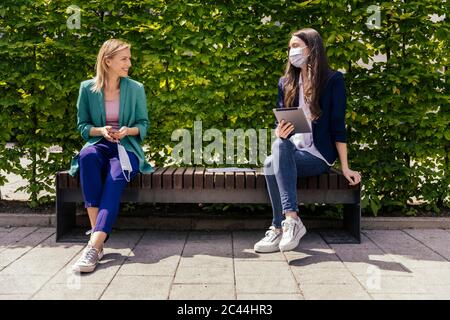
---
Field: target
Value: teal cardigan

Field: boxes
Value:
[68,77,154,176]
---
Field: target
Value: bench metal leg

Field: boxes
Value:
[343,203,361,243]
[56,200,76,242]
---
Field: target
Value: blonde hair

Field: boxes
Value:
[91,39,131,93]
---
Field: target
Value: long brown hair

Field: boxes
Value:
[283,28,333,120]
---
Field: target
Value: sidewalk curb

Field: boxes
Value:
[1,213,450,230]
[0,213,55,228]
[361,217,450,229]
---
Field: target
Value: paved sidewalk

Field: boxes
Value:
[1,227,450,300]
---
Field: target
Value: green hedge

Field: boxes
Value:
[0,0,448,214]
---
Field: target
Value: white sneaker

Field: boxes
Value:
[279,216,306,252]
[72,245,101,273]
[254,226,282,253]
[84,241,104,260]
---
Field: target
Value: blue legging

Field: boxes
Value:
[79,138,139,241]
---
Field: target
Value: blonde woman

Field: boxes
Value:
[68,39,153,273]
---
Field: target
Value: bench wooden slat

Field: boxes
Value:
[129,173,141,189]
[255,169,266,189]
[163,167,177,189]
[307,176,318,189]
[225,171,235,189]
[173,167,186,189]
[68,174,79,189]
[204,170,214,189]
[194,167,205,189]
[152,167,168,189]
[319,174,328,189]
[329,168,349,189]
[142,170,153,188]
[57,172,68,189]
[338,173,349,189]
[214,172,225,189]
[298,177,307,189]
[329,171,338,189]
[183,167,196,189]
[235,172,245,189]
[245,171,256,189]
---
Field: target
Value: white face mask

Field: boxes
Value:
[117,142,132,182]
[289,47,308,68]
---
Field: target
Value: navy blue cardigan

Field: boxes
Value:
[276,71,347,165]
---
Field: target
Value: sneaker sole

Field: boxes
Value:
[72,264,97,273]
[279,226,307,252]
[254,244,280,253]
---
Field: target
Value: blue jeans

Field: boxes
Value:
[79,138,140,240]
[263,138,331,228]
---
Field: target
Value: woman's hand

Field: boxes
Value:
[101,126,119,143]
[342,167,361,186]
[275,120,294,139]
[110,126,129,141]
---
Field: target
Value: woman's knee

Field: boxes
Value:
[79,146,99,164]
[263,155,273,173]
[271,138,294,155]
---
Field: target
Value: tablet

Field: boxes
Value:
[272,107,311,133]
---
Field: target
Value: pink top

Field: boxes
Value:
[105,100,120,130]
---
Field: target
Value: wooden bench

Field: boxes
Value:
[56,167,361,244]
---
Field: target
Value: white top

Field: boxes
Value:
[289,73,335,166]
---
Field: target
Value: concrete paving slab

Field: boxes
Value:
[387,255,449,269]
[370,293,435,300]
[353,274,427,294]
[237,293,304,300]
[234,261,291,276]
[0,227,39,251]
[0,228,56,269]
[296,232,333,251]
[169,284,235,300]
[409,267,450,285]
[0,274,51,295]
[137,230,188,246]
[236,275,299,294]
[403,229,450,260]
[285,252,343,269]
[283,249,340,262]
[299,284,372,300]
[100,275,172,300]
[178,255,233,269]
[363,230,430,248]
[174,266,234,284]
[182,241,233,258]
[328,233,379,250]
[118,252,181,276]
[0,244,82,275]
[32,283,106,300]
[0,294,31,300]
[292,268,360,285]
[422,285,450,299]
